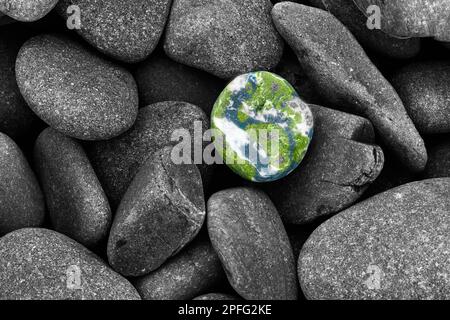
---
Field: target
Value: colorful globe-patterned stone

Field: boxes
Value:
[211,71,314,182]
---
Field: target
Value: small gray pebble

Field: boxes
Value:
[57,0,172,63]
[134,239,225,300]
[299,178,450,300]
[0,132,45,235]
[15,34,139,141]
[164,0,284,79]
[34,127,112,249]
[108,146,205,277]
[207,188,298,300]
[0,228,141,300]
[0,0,58,22]
[272,2,427,172]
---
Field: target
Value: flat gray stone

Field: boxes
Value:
[16,34,139,141]
[309,0,421,59]
[134,239,225,300]
[424,139,450,179]
[164,0,284,79]
[87,101,210,209]
[0,228,141,300]
[57,0,172,63]
[108,147,205,277]
[0,0,58,22]
[272,3,427,172]
[392,61,450,134]
[299,178,450,300]
[264,104,384,224]
[34,127,112,249]
[207,188,298,300]
[0,133,45,235]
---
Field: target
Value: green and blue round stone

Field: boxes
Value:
[211,71,314,182]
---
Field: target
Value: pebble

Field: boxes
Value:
[0,0,58,22]
[193,293,239,300]
[164,0,284,79]
[34,127,112,249]
[309,0,421,59]
[211,71,313,182]
[0,132,45,235]
[87,101,210,209]
[56,0,172,63]
[299,178,450,300]
[391,61,450,134]
[134,52,225,115]
[0,228,141,300]
[264,104,384,224]
[424,139,450,179]
[15,34,139,141]
[108,147,205,277]
[134,239,225,300]
[353,0,450,41]
[272,2,427,172]
[207,187,298,300]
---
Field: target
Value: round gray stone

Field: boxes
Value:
[15,34,139,141]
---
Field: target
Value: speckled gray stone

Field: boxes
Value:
[299,178,450,300]
[164,0,284,79]
[354,0,450,41]
[0,132,45,235]
[0,0,58,22]
[309,0,421,59]
[57,0,172,63]
[207,188,298,300]
[87,101,210,209]
[391,61,450,134]
[34,127,112,249]
[272,3,427,172]
[108,146,205,277]
[0,228,141,300]
[264,104,384,224]
[15,34,139,141]
[193,293,239,300]
[134,239,225,300]
[424,139,450,179]
[134,53,225,115]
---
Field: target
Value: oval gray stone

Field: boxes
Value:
[57,0,172,63]
[272,3,427,172]
[207,188,298,300]
[391,61,450,134]
[15,34,139,141]
[164,0,284,79]
[108,147,206,277]
[134,239,225,300]
[34,127,112,249]
[299,178,450,300]
[0,228,141,300]
[0,132,45,235]
[0,0,58,22]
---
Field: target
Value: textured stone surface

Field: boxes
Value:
[264,104,383,224]
[391,61,450,134]
[34,128,112,249]
[134,239,225,300]
[207,188,298,300]
[193,293,239,300]
[211,71,313,182]
[87,101,210,209]
[0,228,141,300]
[134,52,225,115]
[299,178,450,300]
[164,0,283,79]
[57,0,172,63]
[354,0,450,41]
[309,0,421,59]
[0,0,58,22]
[272,3,427,172]
[424,139,450,179]
[108,147,205,277]
[16,34,139,141]
[0,133,45,235]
